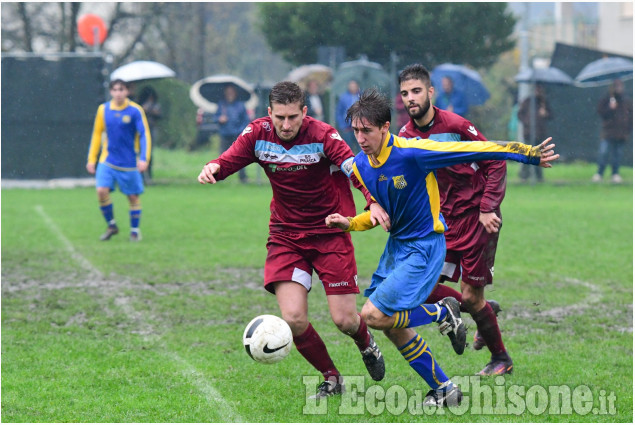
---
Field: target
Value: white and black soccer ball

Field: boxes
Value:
[243,314,292,364]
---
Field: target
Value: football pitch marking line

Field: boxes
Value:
[34,204,241,421]
[34,205,103,278]
[168,353,244,423]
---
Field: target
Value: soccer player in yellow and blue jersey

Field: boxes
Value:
[326,89,559,407]
[86,79,151,242]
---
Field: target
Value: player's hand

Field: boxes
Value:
[325,213,350,230]
[479,211,501,234]
[86,163,96,175]
[536,137,559,168]
[137,160,148,172]
[198,163,220,184]
[369,202,391,232]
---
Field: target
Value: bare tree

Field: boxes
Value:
[17,3,33,52]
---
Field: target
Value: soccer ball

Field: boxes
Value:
[243,314,293,364]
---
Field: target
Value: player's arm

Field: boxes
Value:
[406,136,557,169]
[326,130,391,230]
[86,105,105,174]
[198,126,256,184]
[325,211,377,232]
[135,106,152,172]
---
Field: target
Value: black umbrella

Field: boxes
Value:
[515,67,573,85]
[574,57,633,88]
[190,75,258,113]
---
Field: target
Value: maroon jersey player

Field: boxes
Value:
[198,81,389,398]
[398,64,513,376]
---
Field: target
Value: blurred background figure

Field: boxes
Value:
[137,86,161,183]
[193,108,218,151]
[214,85,251,183]
[336,79,361,153]
[305,79,325,122]
[592,79,633,184]
[394,91,409,129]
[435,76,468,117]
[517,84,552,183]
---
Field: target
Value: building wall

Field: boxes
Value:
[598,3,633,55]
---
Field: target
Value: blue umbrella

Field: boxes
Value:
[574,57,633,88]
[514,67,573,85]
[431,63,490,106]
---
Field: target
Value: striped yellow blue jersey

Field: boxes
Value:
[349,132,541,240]
[87,99,151,170]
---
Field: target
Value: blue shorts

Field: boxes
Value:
[364,232,446,317]
[96,163,144,195]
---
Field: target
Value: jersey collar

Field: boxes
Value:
[367,132,393,168]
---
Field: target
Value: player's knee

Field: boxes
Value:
[279,310,308,335]
[361,303,391,330]
[461,286,485,313]
[331,313,357,334]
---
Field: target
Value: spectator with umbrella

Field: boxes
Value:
[435,76,468,117]
[592,79,633,184]
[430,63,490,117]
[517,84,552,183]
[214,85,251,183]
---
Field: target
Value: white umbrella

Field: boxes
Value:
[189,75,258,113]
[286,64,333,91]
[110,61,176,82]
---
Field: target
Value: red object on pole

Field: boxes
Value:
[77,14,108,46]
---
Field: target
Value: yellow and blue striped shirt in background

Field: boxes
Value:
[87,99,151,170]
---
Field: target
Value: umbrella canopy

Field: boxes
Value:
[190,75,258,113]
[574,57,633,87]
[515,67,573,85]
[110,61,176,82]
[431,63,490,106]
[332,57,391,96]
[286,64,333,91]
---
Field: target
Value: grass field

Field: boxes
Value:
[2,148,633,422]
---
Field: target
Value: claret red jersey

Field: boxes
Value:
[209,116,372,233]
[398,106,507,217]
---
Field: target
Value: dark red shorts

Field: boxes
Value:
[264,231,359,295]
[440,210,500,288]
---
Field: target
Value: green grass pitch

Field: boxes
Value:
[1,149,632,422]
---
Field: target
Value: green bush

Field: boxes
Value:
[137,79,199,150]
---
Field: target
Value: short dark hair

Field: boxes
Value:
[398,64,432,88]
[345,88,391,128]
[269,81,305,108]
[109,79,129,89]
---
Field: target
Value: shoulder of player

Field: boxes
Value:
[242,117,273,136]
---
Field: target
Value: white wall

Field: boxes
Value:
[598,2,633,56]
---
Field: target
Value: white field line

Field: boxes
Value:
[169,353,244,423]
[34,205,102,279]
[35,204,242,421]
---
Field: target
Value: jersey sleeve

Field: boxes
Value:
[346,210,376,232]
[207,124,256,180]
[479,160,507,212]
[87,104,105,164]
[135,105,152,162]
[404,138,542,170]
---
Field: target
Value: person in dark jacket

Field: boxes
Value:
[592,79,633,184]
[517,84,552,183]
